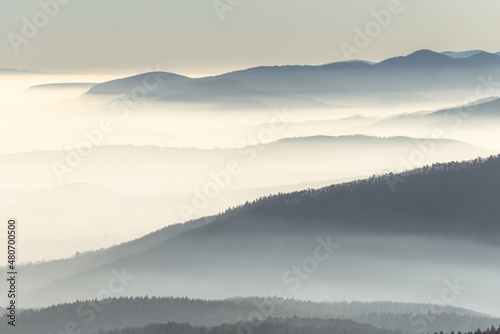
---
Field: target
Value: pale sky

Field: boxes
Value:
[0,0,499,76]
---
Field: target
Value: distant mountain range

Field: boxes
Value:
[9,49,500,110]
[81,50,500,109]
[441,50,500,58]
[0,68,43,74]
[0,135,490,193]
[441,50,485,58]
[5,49,500,80]
[25,82,96,91]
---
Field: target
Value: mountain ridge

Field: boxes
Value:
[80,49,500,107]
[1,297,496,334]
[11,155,500,312]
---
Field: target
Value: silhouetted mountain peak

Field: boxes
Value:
[407,49,443,59]
[462,51,500,66]
[376,49,461,69]
[86,71,191,95]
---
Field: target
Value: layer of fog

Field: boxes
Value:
[13,233,500,317]
[0,137,491,261]
[1,74,499,263]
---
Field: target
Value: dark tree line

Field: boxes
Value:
[96,318,500,334]
[205,155,500,242]
[97,317,402,334]
[1,297,498,334]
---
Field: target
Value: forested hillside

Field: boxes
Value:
[1,298,497,334]
[9,156,500,310]
[97,318,399,334]
[88,317,500,334]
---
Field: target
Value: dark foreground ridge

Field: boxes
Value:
[0,298,498,334]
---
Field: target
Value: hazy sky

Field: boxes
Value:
[1,0,499,76]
